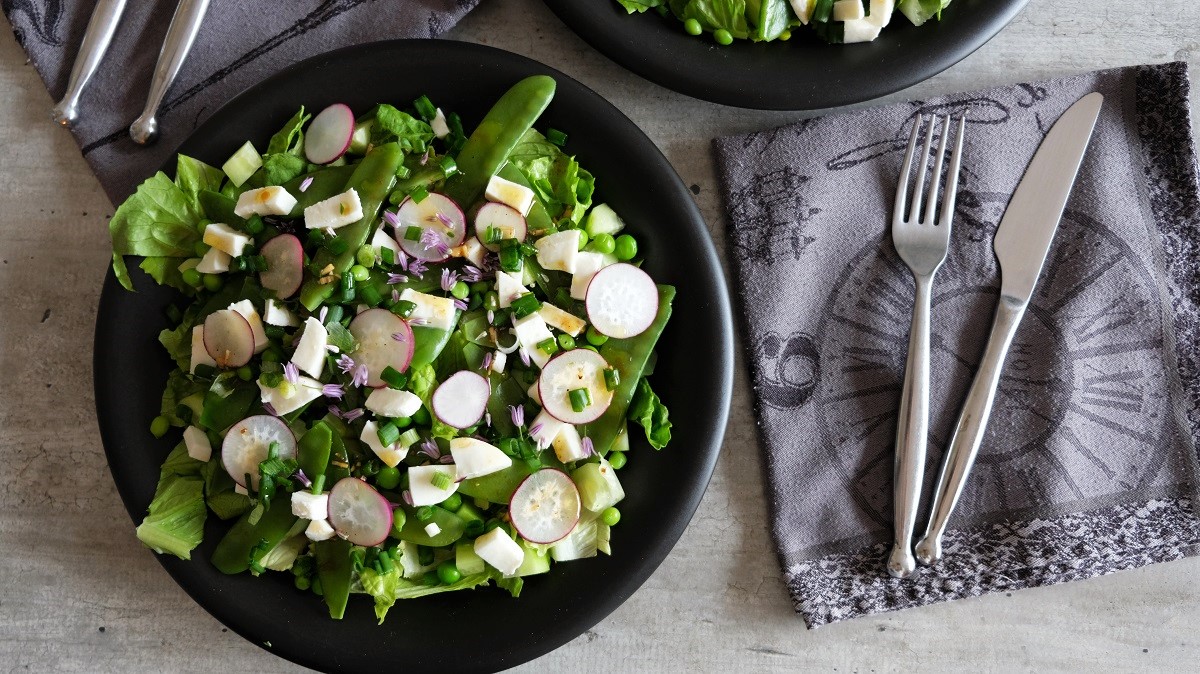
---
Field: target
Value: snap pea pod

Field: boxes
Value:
[395,505,465,546]
[457,451,566,504]
[444,75,556,208]
[198,385,258,433]
[211,496,299,574]
[497,163,554,234]
[389,162,446,204]
[313,538,353,620]
[588,285,676,453]
[198,189,247,227]
[299,142,403,310]
[325,431,351,483]
[297,422,333,480]
[283,165,357,215]
[410,325,455,370]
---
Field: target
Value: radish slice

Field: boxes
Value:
[222,415,297,488]
[203,309,255,368]
[304,103,355,164]
[327,477,393,546]
[474,202,527,252]
[431,371,489,429]
[586,263,659,338]
[509,469,581,544]
[259,234,304,298]
[394,193,466,262]
[538,349,615,424]
[349,309,414,387]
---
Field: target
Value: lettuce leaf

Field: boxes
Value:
[139,257,196,295]
[371,105,435,154]
[898,0,951,26]
[409,364,459,439]
[671,0,751,39]
[262,153,307,186]
[266,107,311,156]
[175,155,225,199]
[109,172,205,290]
[359,567,491,623]
[628,378,672,449]
[508,130,594,225]
[616,0,665,11]
[136,444,207,559]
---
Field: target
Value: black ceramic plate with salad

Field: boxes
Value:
[95,40,732,672]
[543,0,1029,110]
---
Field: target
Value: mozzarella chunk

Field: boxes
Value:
[431,108,450,139]
[490,351,507,374]
[527,379,542,406]
[304,188,363,230]
[513,312,556,368]
[424,523,442,537]
[450,437,512,479]
[495,270,529,308]
[365,388,422,418]
[190,325,216,373]
[570,251,616,300]
[203,223,252,258]
[535,229,581,273]
[474,527,524,576]
[408,465,459,506]
[844,0,893,42]
[263,299,300,327]
[371,227,402,261]
[399,288,457,331]
[451,236,486,267]
[305,518,336,541]
[290,317,328,378]
[552,423,588,463]
[529,408,566,449]
[291,491,329,521]
[833,0,864,21]
[183,426,212,462]
[359,420,409,467]
[538,303,586,337]
[484,175,535,216]
[257,376,322,415]
[788,0,816,23]
[228,300,268,353]
[196,247,232,274]
[234,186,298,218]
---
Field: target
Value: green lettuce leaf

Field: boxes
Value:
[898,0,950,26]
[139,257,195,295]
[628,378,672,449]
[136,444,207,559]
[266,107,311,156]
[672,0,751,39]
[507,130,594,225]
[160,369,207,426]
[109,172,204,290]
[201,457,252,520]
[175,155,225,199]
[616,0,665,11]
[359,567,491,623]
[262,153,307,186]
[371,105,435,154]
[409,364,459,439]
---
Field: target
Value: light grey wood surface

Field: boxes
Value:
[3,0,1200,671]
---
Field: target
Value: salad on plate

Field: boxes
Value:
[107,76,674,623]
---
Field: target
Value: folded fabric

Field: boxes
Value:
[5,0,480,202]
[713,62,1200,627]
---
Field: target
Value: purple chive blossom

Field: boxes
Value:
[283,362,299,384]
[391,289,401,304]
[392,331,408,343]
[325,343,341,353]
[336,354,356,374]
[461,266,484,283]
[435,212,455,229]
[480,253,500,273]
[529,423,543,437]
[263,402,279,417]
[487,310,495,324]
[453,299,468,311]
[519,348,531,368]
[481,352,493,371]
[439,455,455,464]
[342,408,364,422]
[419,150,430,165]
[294,468,312,488]
[318,306,329,323]
[299,176,315,193]
[322,384,344,399]
[383,209,400,228]
[401,490,414,506]
[408,317,430,327]
[509,404,525,428]
[387,272,409,285]
[419,439,441,459]
[440,268,458,292]
[351,364,369,388]
[485,412,492,428]
[420,228,450,256]
[408,258,428,276]
[581,436,595,457]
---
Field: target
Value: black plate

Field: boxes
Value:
[543,0,1028,110]
[94,40,733,673]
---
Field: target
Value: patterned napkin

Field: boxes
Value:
[714,62,1200,627]
[4,0,480,203]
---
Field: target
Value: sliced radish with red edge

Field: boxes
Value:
[259,234,303,298]
[394,192,466,262]
[222,415,296,488]
[203,309,255,368]
[304,103,355,164]
[349,309,414,387]
[509,468,581,544]
[585,263,659,339]
[431,371,489,429]
[327,477,393,546]
[538,349,615,424]
[474,202,527,252]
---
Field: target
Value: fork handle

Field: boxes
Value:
[914,296,1026,566]
[52,0,128,126]
[887,274,934,579]
[129,0,210,145]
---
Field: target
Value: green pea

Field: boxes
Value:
[608,451,628,470]
[442,492,463,512]
[586,326,609,346]
[395,415,412,429]
[601,507,621,526]
[390,509,407,538]
[614,235,638,261]
[483,291,500,312]
[437,562,462,584]
[356,245,377,268]
[181,268,202,287]
[684,18,702,36]
[149,416,170,438]
[236,365,254,381]
[194,241,210,257]
[202,274,223,292]
[349,264,370,282]
[196,218,213,234]
[412,407,431,426]
[470,281,490,294]
[261,346,283,363]
[778,29,792,41]
[294,575,311,591]
[376,466,401,489]
[577,228,589,250]
[451,281,470,300]
[557,334,576,350]
[591,233,616,255]
[714,29,733,46]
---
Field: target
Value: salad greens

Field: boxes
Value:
[109,77,675,623]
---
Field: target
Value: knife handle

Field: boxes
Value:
[129,0,210,145]
[914,296,1026,566]
[52,0,128,127]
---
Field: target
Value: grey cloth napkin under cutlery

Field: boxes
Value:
[714,62,1200,627]
[5,0,480,203]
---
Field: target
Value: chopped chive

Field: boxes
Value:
[603,367,620,391]
[395,164,411,180]
[358,283,382,307]
[414,95,436,121]
[410,186,429,203]
[323,305,345,326]
[311,474,325,494]
[397,428,421,448]
[546,128,568,146]
[379,549,394,573]
[439,156,457,177]
[569,387,592,413]
[499,244,522,273]
[268,441,280,459]
[485,225,503,244]
[431,471,452,490]
[536,337,557,355]
[377,421,401,447]
[306,229,326,246]
[391,299,417,318]
[381,366,408,389]
[510,293,541,319]
[416,506,434,523]
[245,215,265,234]
[379,246,395,266]
[326,237,349,255]
[404,225,421,241]
[339,202,347,215]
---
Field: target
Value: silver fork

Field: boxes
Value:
[886,114,966,579]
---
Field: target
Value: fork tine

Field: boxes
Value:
[893,117,923,224]
[938,115,967,229]
[923,115,952,225]
[907,117,937,224]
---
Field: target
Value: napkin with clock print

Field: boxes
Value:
[714,62,1200,627]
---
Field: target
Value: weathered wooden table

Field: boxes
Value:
[3,0,1199,670]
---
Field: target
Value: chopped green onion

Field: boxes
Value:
[547,128,568,146]
[379,246,395,266]
[358,283,382,307]
[499,245,522,273]
[397,428,420,448]
[485,226,503,244]
[410,186,429,203]
[569,387,592,413]
[380,366,409,389]
[431,471,452,491]
[392,299,417,318]
[376,421,401,448]
[326,237,349,256]
[404,226,421,241]
[510,293,541,319]
[603,367,620,391]
[245,215,265,235]
[396,164,411,180]
[323,305,345,326]
[413,95,436,121]
[536,337,557,355]
[356,245,377,268]
[416,506,434,523]
[440,156,457,177]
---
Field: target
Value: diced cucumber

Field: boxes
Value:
[572,458,625,512]
[454,501,486,526]
[348,120,372,155]
[516,540,550,576]
[456,541,486,576]
[584,203,625,238]
[608,422,630,454]
[221,141,262,187]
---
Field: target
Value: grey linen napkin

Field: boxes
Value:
[714,62,1200,627]
[4,0,480,203]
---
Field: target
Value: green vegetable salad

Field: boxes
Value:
[615,0,952,45]
[108,76,674,623]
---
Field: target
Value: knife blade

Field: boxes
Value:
[913,92,1103,567]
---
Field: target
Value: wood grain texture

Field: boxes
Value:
[2,1,1199,671]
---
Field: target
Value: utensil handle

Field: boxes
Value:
[887,274,933,579]
[915,296,1026,566]
[52,0,128,126]
[129,0,210,145]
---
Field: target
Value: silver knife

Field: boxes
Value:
[913,91,1104,566]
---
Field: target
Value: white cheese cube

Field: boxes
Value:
[552,423,588,463]
[450,437,512,479]
[291,491,329,521]
[305,518,336,541]
[538,303,586,337]
[408,464,459,506]
[203,223,252,258]
[495,270,529,309]
[195,247,231,274]
[431,108,450,139]
[424,522,442,537]
[190,325,216,373]
[529,409,566,449]
[399,288,457,331]
[304,188,363,230]
[451,236,486,267]
[257,376,322,416]
[234,186,298,218]
[183,426,212,462]
[789,0,816,23]
[290,317,328,378]
[527,379,542,406]
[359,420,410,468]
[490,351,507,374]
[513,312,556,368]
[365,388,422,418]
[474,527,524,576]
[535,230,581,273]
[228,300,268,353]
[484,175,535,216]
[263,299,300,327]
[570,251,615,300]
[843,19,882,42]
[833,0,864,21]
